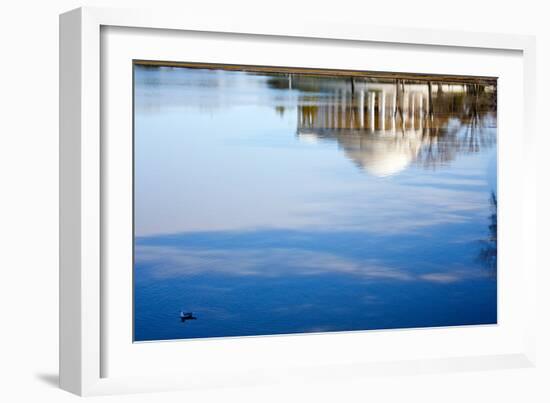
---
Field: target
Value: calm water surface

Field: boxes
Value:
[133,65,497,341]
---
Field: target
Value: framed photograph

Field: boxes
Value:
[60,7,537,396]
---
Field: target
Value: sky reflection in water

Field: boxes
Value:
[134,65,497,341]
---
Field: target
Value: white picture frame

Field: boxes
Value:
[59,6,538,396]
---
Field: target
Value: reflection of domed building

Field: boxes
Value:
[296,86,430,177]
[340,131,423,177]
[296,82,496,177]
[300,129,424,177]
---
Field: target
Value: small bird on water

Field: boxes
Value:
[180,311,197,322]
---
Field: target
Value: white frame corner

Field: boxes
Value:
[59,6,537,396]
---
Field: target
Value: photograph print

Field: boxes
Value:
[133,62,497,342]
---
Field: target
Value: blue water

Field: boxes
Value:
[133,65,497,341]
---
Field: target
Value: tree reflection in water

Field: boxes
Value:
[478,192,497,272]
